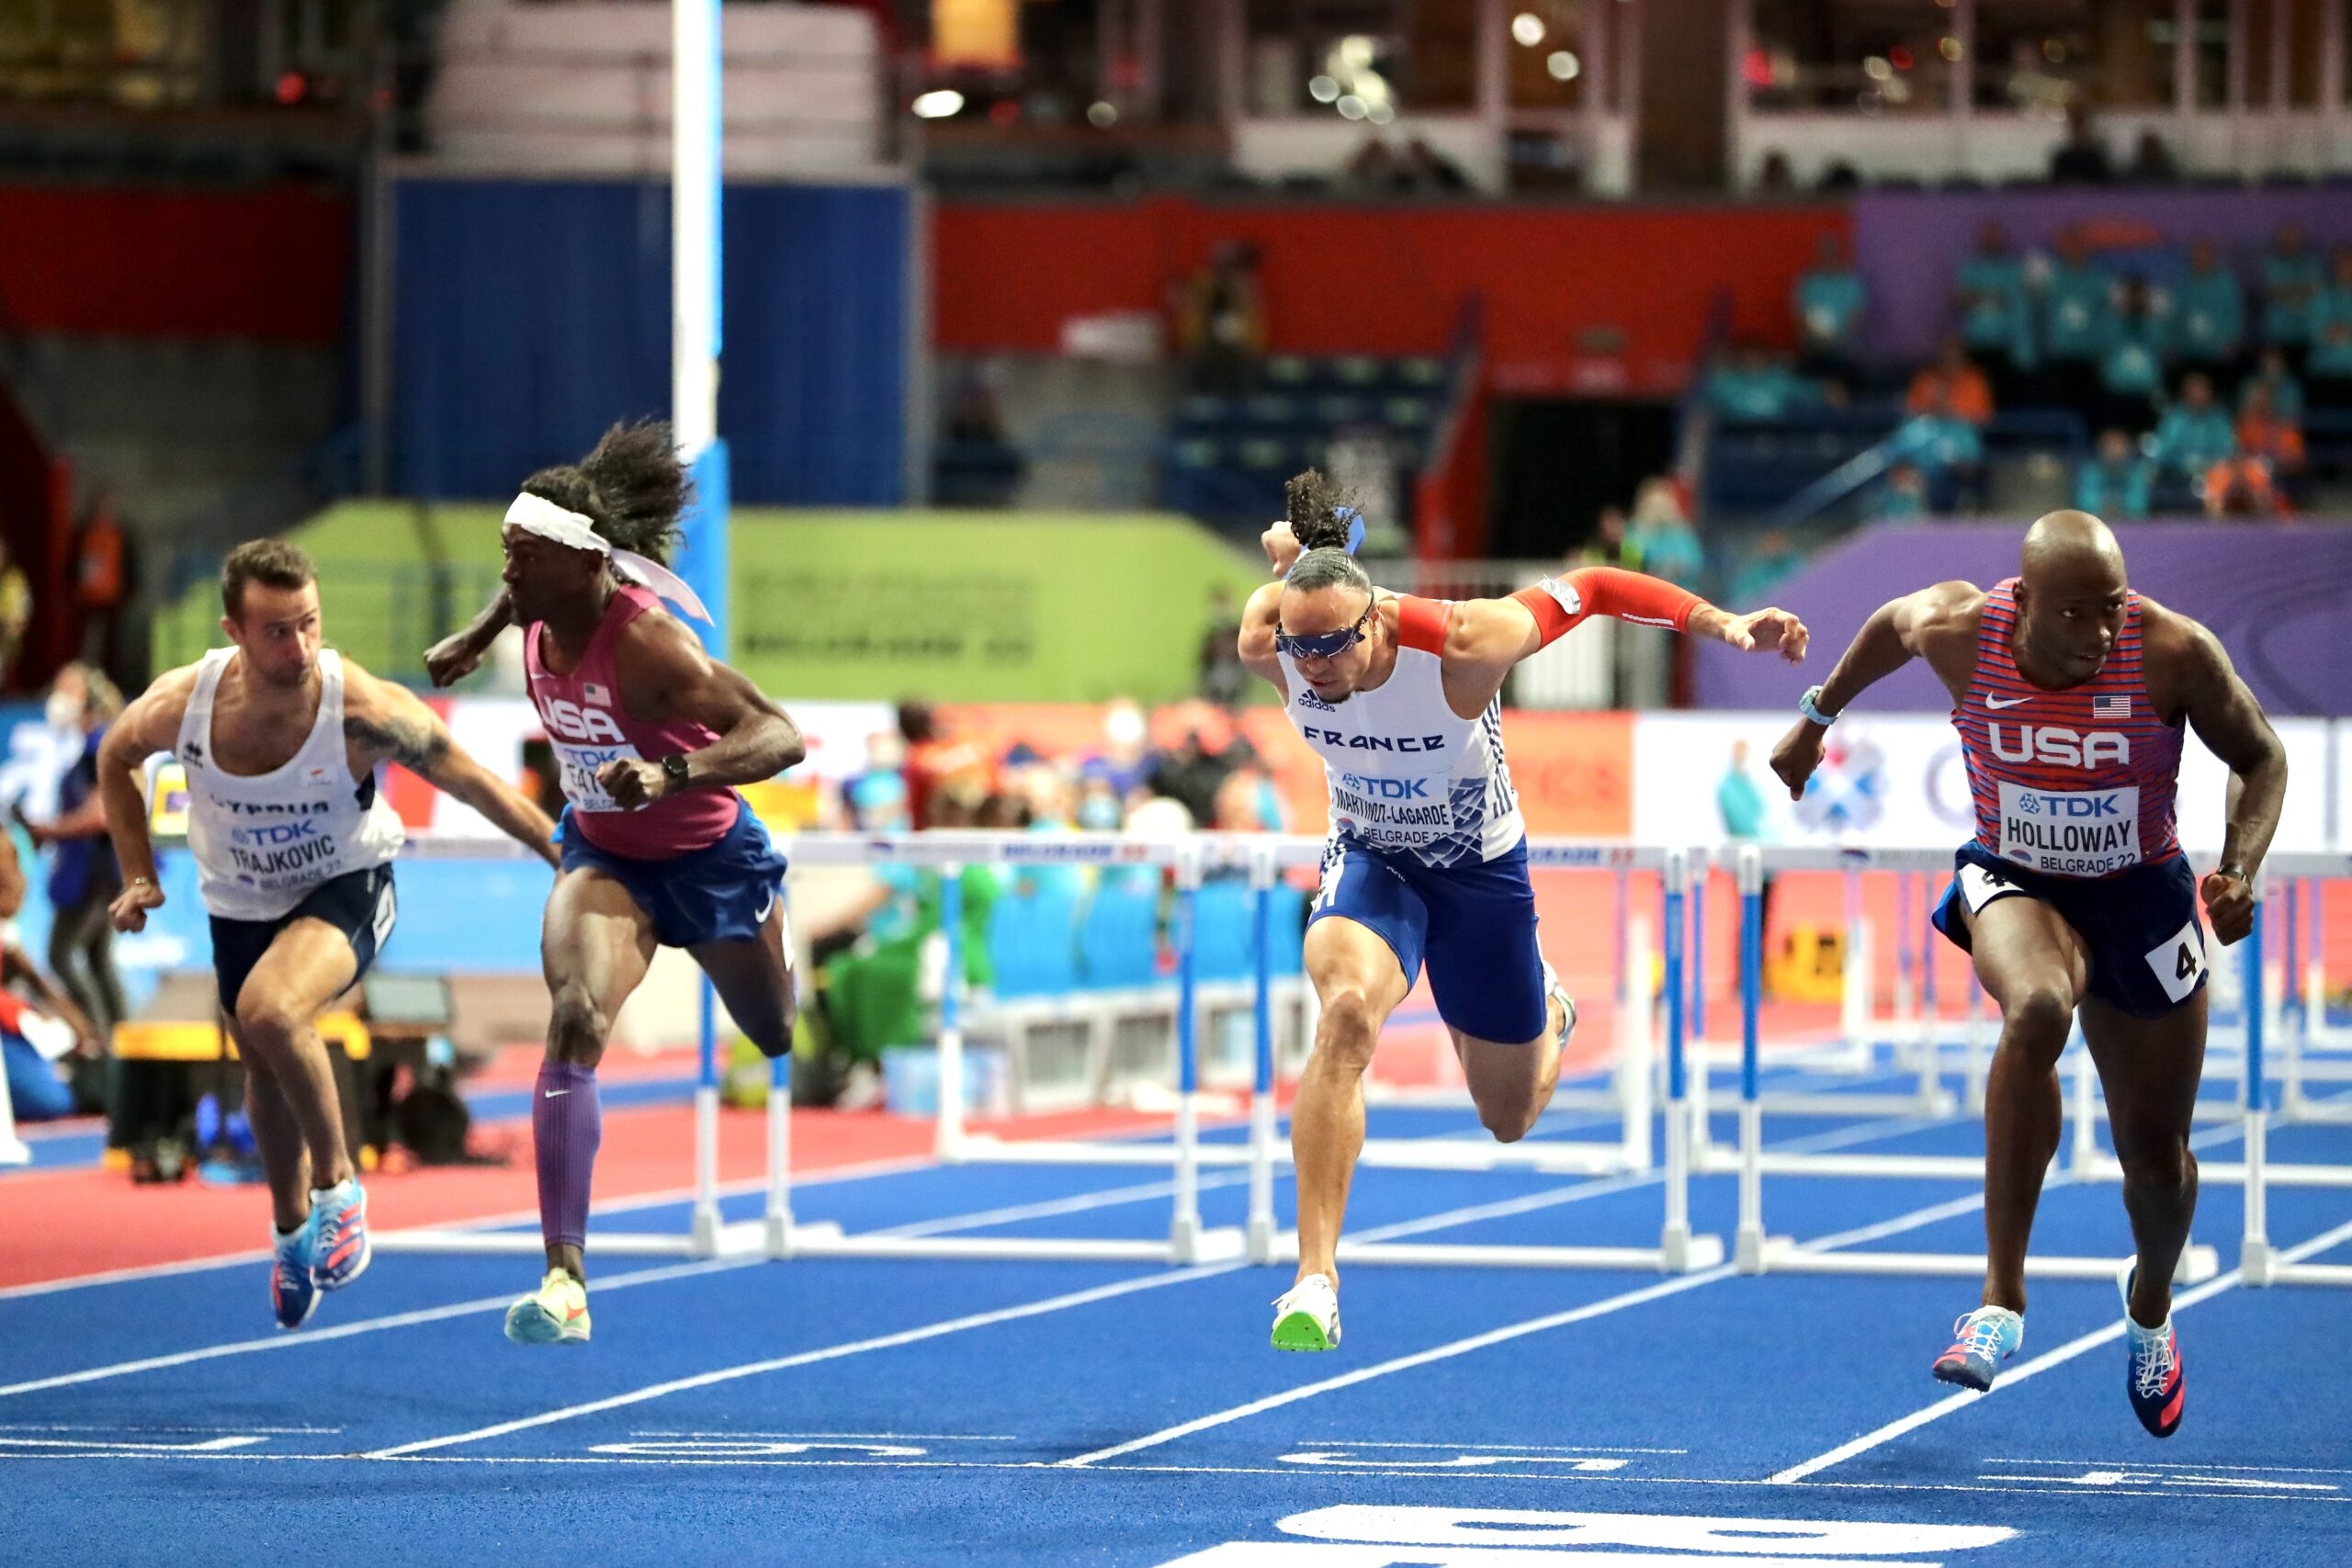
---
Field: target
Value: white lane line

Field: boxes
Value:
[1768,1211,2352,1486]
[873,1174,1250,1239]
[1989,1457,2352,1475]
[625,1430,1017,1441]
[0,1257,759,1398]
[1054,1268,1736,1469]
[361,1263,1242,1460]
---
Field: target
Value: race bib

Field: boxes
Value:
[1996,782,2141,877]
[2143,918,2208,1006]
[1329,771,1458,847]
[553,739,643,813]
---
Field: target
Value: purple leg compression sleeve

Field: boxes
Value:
[533,1060,602,1252]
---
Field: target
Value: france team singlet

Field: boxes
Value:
[1953,578,2184,880]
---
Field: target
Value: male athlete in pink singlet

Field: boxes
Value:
[1772,510,2287,1438]
[429,423,804,1345]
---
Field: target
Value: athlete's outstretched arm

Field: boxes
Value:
[424,588,514,689]
[1769,580,1979,801]
[342,672,560,867]
[2175,623,2287,944]
[601,613,805,809]
[95,666,198,932]
[1442,567,1808,705]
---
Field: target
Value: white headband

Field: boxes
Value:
[503,491,712,623]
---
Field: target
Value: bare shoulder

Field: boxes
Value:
[335,656,407,719]
[1900,579,1988,649]
[2133,593,2223,668]
[111,662,203,752]
[615,600,713,672]
[1238,581,1284,661]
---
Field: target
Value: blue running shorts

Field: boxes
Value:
[1307,836,1548,1043]
[1932,841,2209,1019]
[559,806,789,950]
[211,864,396,1014]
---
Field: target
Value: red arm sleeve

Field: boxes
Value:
[1510,568,1705,647]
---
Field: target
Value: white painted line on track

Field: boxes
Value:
[1768,1211,2352,1485]
[362,1263,1244,1460]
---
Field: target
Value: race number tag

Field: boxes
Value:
[1955,860,2025,914]
[552,739,641,813]
[1996,783,2141,876]
[2143,918,2209,1006]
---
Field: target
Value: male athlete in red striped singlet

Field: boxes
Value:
[1770,511,2287,1439]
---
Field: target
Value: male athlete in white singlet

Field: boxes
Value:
[1244,472,1809,1351]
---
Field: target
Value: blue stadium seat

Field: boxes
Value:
[1190,881,1255,983]
[1078,884,1160,990]
[987,884,1081,998]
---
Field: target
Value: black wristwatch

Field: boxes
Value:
[661,753,693,791]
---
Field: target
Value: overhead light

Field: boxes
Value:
[1863,56,1892,82]
[1547,50,1580,81]
[1336,95,1368,120]
[1511,13,1545,47]
[1939,36,1964,62]
[1339,35,1374,67]
[1308,74,1340,103]
[1366,102,1395,125]
[911,89,965,118]
[1087,100,1118,127]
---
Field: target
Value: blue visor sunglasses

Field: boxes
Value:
[1274,594,1376,660]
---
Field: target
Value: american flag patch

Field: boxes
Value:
[582,682,611,705]
[2092,694,2131,718]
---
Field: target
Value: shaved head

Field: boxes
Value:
[2020,509,2125,591]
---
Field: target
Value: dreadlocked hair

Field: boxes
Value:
[1282,468,1370,595]
[520,419,692,566]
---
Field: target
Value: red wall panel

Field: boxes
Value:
[0,183,350,342]
[933,197,1850,393]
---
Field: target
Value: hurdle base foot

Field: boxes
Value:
[689,1203,723,1258]
[0,1137,27,1168]
[2176,1242,2222,1284]
[2242,1237,2275,1287]
[1658,1227,1725,1274]
[1736,1225,1782,1275]
[1246,1215,1279,1267]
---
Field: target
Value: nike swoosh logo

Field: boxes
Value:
[754,893,776,925]
[542,1089,571,1099]
[1984,694,2034,709]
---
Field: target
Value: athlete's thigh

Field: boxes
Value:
[541,864,660,1017]
[1304,842,1420,1022]
[687,898,797,1047]
[1956,887,2091,1013]
[1419,850,1546,1051]
[231,918,363,1028]
[2078,987,2207,1159]
[1303,914,1414,1023]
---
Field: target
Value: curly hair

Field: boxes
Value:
[1282,468,1371,595]
[519,420,692,565]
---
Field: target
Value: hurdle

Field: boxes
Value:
[761,829,1719,1273]
[2242,861,2352,1287]
[1725,842,2222,1283]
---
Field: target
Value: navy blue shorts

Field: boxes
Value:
[211,863,397,1014]
[1308,837,1548,1043]
[559,806,787,950]
[1932,842,2209,1019]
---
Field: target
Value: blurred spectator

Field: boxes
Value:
[1871,461,1930,525]
[2234,383,2306,479]
[1402,138,1471,191]
[1175,241,1267,394]
[26,662,127,1061]
[1730,530,1807,604]
[1714,737,1778,943]
[2125,129,2179,185]
[1343,137,1409,192]
[1756,150,1796,192]
[2240,346,2305,423]
[1080,697,1155,799]
[2261,224,2324,363]
[1147,723,1239,828]
[2149,372,2237,480]
[898,701,990,829]
[1198,585,1247,707]
[2202,457,2288,519]
[1954,223,2035,400]
[2305,248,2352,406]
[1703,343,1817,423]
[2095,276,2169,434]
[2171,242,2244,377]
[1905,337,1995,426]
[934,372,1026,508]
[0,537,28,689]
[73,490,131,683]
[2075,428,2155,521]
[2048,103,2113,185]
[1212,752,1287,834]
[1890,385,1985,512]
[1575,505,1643,570]
[1075,776,1124,831]
[0,832,101,1122]
[2042,234,2116,408]
[1792,233,1867,389]
[1626,480,1702,584]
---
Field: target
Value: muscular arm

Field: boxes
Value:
[616,613,806,793]
[342,670,560,867]
[96,667,198,891]
[1237,581,1288,698]
[424,587,514,689]
[1,942,98,1046]
[2166,615,2287,942]
[1768,581,1983,801]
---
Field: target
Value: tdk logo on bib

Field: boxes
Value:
[542,697,627,745]
[1989,722,2130,769]
[1338,773,1430,800]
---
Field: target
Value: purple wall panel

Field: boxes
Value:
[1693,522,2352,717]
[1853,188,2352,364]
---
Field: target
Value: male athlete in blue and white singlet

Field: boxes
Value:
[1773,510,2287,1438]
[1246,472,1809,1351]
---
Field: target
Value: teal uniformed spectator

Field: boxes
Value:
[1870,462,1930,525]
[1729,529,1806,606]
[2149,372,2237,478]
[2238,346,2304,423]
[1793,233,1868,387]
[2261,224,2324,350]
[2043,234,2116,370]
[2098,276,2169,433]
[2171,241,2244,370]
[2075,428,2155,520]
[2306,249,2352,400]
[1954,223,2035,394]
[1703,344,1819,423]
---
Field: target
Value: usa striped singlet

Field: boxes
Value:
[1953,579,2183,880]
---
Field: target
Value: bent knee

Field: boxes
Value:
[1315,987,1383,1066]
[232,996,308,1049]
[1477,1100,1542,1144]
[547,987,613,1064]
[2118,1134,2195,1189]
[2000,982,2075,1051]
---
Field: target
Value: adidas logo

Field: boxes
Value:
[1297,690,1336,712]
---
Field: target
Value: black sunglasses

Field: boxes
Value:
[1274,594,1376,661]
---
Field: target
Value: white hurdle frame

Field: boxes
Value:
[763,830,1718,1273]
[2240,858,2352,1287]
[1727,841,2221,1284]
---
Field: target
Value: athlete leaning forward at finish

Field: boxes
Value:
[1770,509,2287,1438]
[97,540,560,1330]
[425,421,805,1346]
[1247,471,1810,1352]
